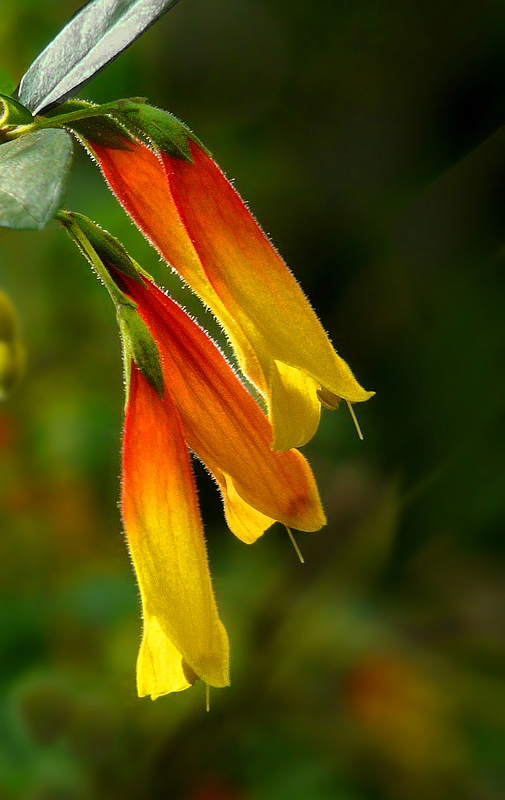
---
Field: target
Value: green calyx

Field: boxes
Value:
[58,211,164,397]
[60,210,143,285]
[115,102,201,161]
[43,98,207,161]
[118,304,165,399]
[45,99,136,150]
[2,95,208,163]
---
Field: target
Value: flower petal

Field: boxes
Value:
[123,362,229,697]
[118,271,326,538]
[91,137,373,450]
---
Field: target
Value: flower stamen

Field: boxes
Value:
[285,526,305,564]
[346,400,364,441]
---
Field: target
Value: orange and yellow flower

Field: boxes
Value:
[89,132,373,450]
[124,361,229,698]
[117,266,326,546]
[58,206,328,698]
[119,266,326,698]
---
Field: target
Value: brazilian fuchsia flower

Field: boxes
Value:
[118,267,326,544]
[88,133,373,451]
[120,267,326,698]
[57,209,327,699]
[63,101,374,701]
[124,361,230,697]
[59,206,326,698]
[3,0,374,704]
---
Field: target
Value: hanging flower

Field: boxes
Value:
[59,211,326,698]
[124,361,229,698]
[116,265,327,545]
[83,115,373,451]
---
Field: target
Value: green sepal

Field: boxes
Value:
[27,97,208,161]
[119,102,211,161]
[119,104,193,161]
[0,94,34,127]
[58,210,164,397]
[0,291,25,400]
[70,115,135,149]
[0,67,15,98]
[118,303,164,397]
[52,98,206,161]
[45,100,135,150]
[44,99,99,117]
[62,211,143,284]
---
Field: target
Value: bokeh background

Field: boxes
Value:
[2,0,505,797]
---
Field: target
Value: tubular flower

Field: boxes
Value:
[122,271,326,696]
[88,129,374,450]
[59,210,326,699]
[124,362,229,698]
[116,267,326,546]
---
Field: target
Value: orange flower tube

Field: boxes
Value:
[90,132,373,451]
[116,267,326,545]
[123,361,229,698]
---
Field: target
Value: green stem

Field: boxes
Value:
[5,102,132,140]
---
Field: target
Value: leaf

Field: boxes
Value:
[17,0,182,116]
[0,94,34,127]
[0,129,73,230]
[0,66,15,97]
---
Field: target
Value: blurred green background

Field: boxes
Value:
[2,0,505,797]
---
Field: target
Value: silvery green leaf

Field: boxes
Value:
[17,0,181,116]
[0,129,73,230]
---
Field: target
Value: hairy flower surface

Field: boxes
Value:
[89,133,373,450]
[124,362,229,698]
[116,267,326,545]
[60,210,328,700]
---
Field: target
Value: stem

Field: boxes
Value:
[4,102,133,140]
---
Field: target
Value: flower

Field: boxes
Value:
[124,361,229,698]
[87,125,373,451]
[116,266,326,546]
[60,209,326,698]
[120,268,326,698]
